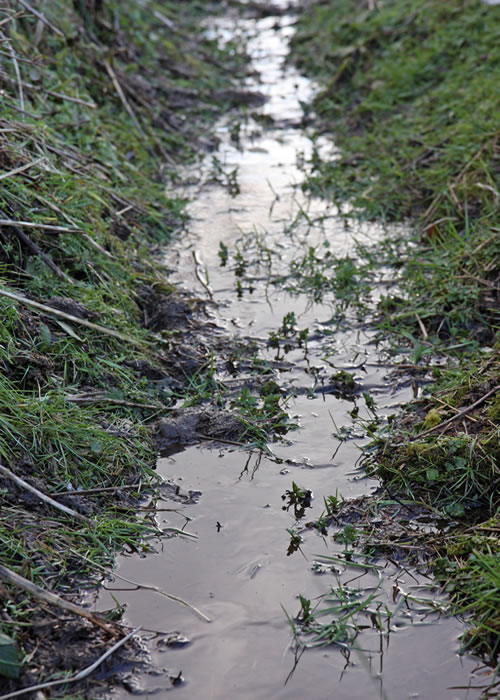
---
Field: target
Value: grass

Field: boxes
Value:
[292,0,500,223]
[0,0,255,694]
[366,349,500,663]
[289,0,500,670]
[285,560,443,655]
[291,0,499,349]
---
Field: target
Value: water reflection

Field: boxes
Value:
[98,6,489,699]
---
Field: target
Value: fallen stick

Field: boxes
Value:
[104,60,148,140]
[52,483,144,497]
[81,232,116,259]
[78,552,212,622]
[192,250,214,300]
[30,196,115,259]
[135,0,176,30]
[0,287,148,348]
[0,464,94,526]
[408,385,500,442]
[0,157,44,182]
[64,393,163,410]
[0,96,41,120]
[0,219,84,233]
[0,72,96,109]
[0,12,23,29]
[0,626,139,700]
[0,564,114,635]
[46,90,95,108]
[0,209,72,282]
[0,29,24,117]
[14,0,65,37]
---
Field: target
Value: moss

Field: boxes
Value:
[422,407,444,429]
[487,394,500,422]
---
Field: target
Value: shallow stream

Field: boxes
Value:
[98,6,488,698]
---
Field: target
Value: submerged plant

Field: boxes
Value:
[282,482,313,520]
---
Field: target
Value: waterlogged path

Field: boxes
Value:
[99,6,486,698]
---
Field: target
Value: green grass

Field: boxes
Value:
[290,0,500,669]
[0,0,249,693]
[360,347,500,664]
[285,566,443,655]
[293,0,500,222]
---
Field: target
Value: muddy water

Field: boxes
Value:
[99,7,487,699]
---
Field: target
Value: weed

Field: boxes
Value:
[286,528,304,556]
[231,383,293,450]
[0,0,246,693]
[285,576,440,654]
[282,482,313,520]
[286,246,373,314]
[209,155,241,196]
[334,524,359,550]
[291,0,500,665]
[267,313,310,360]
[218,241,229,267]
[329,370,357,398]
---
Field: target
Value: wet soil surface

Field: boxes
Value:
[97,5,491,699]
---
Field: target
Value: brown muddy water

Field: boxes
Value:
[97,6,490,699]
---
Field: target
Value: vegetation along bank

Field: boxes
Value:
[0,0,261,695]
[291,0,499,670]
[0,0,498,696]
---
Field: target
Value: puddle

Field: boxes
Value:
[97,5,490,699]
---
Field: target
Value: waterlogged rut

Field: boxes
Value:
[99,6,486,698]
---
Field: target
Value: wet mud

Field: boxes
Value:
[96,4,491,699]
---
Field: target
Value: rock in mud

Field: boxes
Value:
[211,88,267,107]
[46,296,98,320]
[155,407,245,455]
[136,284,193,330]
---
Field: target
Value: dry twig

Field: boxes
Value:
[192,250,214,300]
[65,393,164,410]
[77,552,212,622]
[0,218,84,233]
[0,626,139,700]
[52,483,144,497]
[0,564,114,634]
[0,464,94,526]
[104,59,148,140]
[0,209,72,282]
[0,29,24,116]
[0,157,44,182]
[408,385,500,441]
[0,287,148,348]
[14,0,65,37]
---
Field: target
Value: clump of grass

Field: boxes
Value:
[285,570,442,656]
[0,0,246,693]
[286,246,373,313]
[365,348,500,662]
[372,349,500,513]
[232,384,293,450]
[364,218,500,351]
[292,0,500,223]
[435,537,500,661]
[290,0,500,668]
